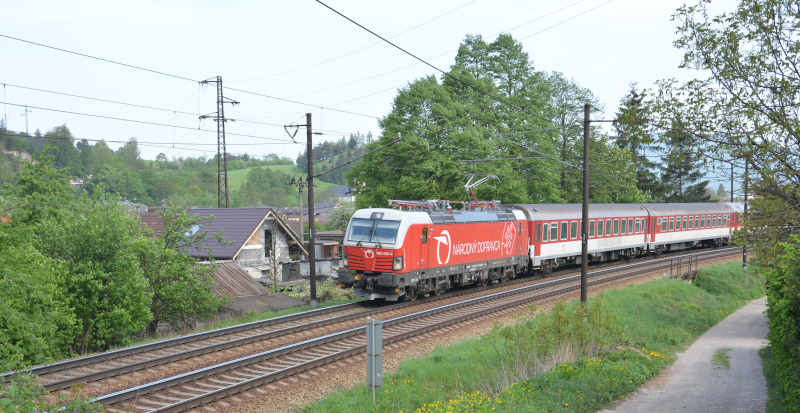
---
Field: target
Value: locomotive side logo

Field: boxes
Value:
[364,249,375,259]
[433,230,452,265]
[502,222,517,255]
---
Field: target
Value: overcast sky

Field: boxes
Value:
[2,0,737,164]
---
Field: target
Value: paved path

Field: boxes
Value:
[601,297,769,413]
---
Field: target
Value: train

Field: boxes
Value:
[337,200,744,301]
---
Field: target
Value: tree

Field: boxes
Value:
[615,84,667,200]
[716,184,728,201]
[659,125,710,202]
[42,125,79,174]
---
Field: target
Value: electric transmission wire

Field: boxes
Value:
[315,0,558,127]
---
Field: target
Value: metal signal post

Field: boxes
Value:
[200,76,238,208]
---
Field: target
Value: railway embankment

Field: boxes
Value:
[303,261,767,412]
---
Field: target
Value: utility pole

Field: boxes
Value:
[581,104,590,304]
[21,105,30,135]
[200,76,238,208]
[306,113,320,309]
[743,158,748,270]
[287,177,307,242]
[284,114,323,309]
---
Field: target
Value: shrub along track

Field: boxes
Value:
[83,247,742,412]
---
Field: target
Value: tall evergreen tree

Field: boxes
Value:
[660,125,710,202]
[615,84,666,200]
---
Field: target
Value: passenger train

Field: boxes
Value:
[337,200,744,301]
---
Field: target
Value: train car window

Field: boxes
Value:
[669,217,675,231]
[661,218,667,232]
[723,215,727,226]
[635,218,641,233]
[560,222,568,240]
[589,220,595,237]
[570,221,578,239]
[718,215,723,227]
[519,222,523,236]
[550,223,558,241]
[711,215,716,228]
[541,223,548,241]
[695,216,700,228]
[682,216,688,230]
[606,219,612,235]
[422,228,428,243]
[620,219,627,234]
[613,219,619,235]
[689,216,694,229]
[598,220,604,236]
[628,218,634,233]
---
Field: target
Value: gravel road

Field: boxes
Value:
[601,297,769,413]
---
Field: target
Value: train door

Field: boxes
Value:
[420,227,430,269]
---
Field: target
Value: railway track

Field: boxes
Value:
[14,244,704,396]
[83,247,740,412]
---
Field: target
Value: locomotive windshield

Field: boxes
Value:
[348,218,401,244]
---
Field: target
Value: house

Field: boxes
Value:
[186,208,308,283]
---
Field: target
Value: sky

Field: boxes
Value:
[1,0,739,166]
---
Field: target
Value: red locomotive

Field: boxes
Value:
[337,200,529,301]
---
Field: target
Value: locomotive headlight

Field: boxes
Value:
[342,253,348,267]
[392,256,403,271]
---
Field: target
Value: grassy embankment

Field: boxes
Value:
[304,261,766,412]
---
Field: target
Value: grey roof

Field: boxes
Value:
[187,208,307,260]
[188,208,273,259]
[510,204,649,221]
[641,203,736,217]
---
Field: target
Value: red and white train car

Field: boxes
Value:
[513,204,651,272]
[338,201,529,301]
[643,203,737,252]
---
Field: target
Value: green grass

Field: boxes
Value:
[712,348,732,370]
[227,165,338,194]
[303,261,765,412]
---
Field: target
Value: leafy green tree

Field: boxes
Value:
[42,125,79,174]
[323,200,356,232]
[36,191,152,353]
[133,205,229,334]
[0,229,76,366]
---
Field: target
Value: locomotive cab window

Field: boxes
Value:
[348,218,402,244]
[589,220,595,237]
[570,221,578,239]
[560,222,568,240]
